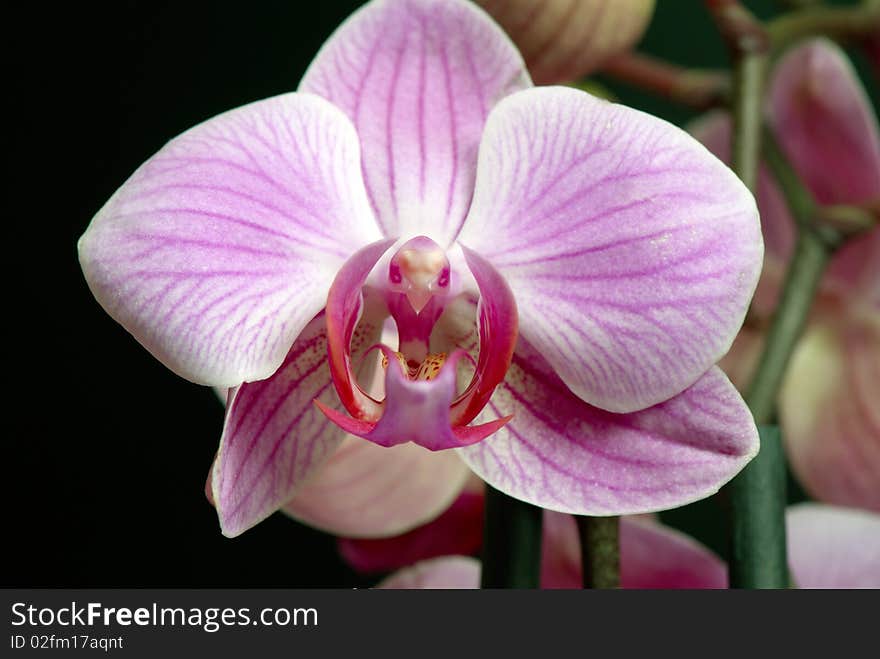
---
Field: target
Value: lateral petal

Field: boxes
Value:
[79,93,380,386]
[459,87,762,412]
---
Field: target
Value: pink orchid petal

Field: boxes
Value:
[339,485,484,572]
[300,0,531,244]
[211,314,345,537]
[769,39,880,209]
[283,437,470,538]
[459,87,762,413]
[787,503,880,588]
[779,320,880,512]
[458,338,759,515]
[79,93,381,387]
[689,111,796,263]
[376,556,481,589]
[541,512,726,589]
[477,0,655,84]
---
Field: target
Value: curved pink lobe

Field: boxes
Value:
[318,349,512,451]
[458,338,759,515]
[211,314,345,537]
[338,486,484,571]
[541,512,727,589]
[767,40,880,298]
[450,246,519,425]
[284,438,470,538]
[78,93,381,387]
[300,0,531,244]
[459,86,762,413]
[325,239,397,420]
[769,39,880,209]
[786,503,880,588]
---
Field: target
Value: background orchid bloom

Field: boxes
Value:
[691,39,880,512]
[369,498,880,589]
[476,0,655,84]
[79,0,762,539]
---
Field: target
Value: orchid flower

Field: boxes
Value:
[79,0,762,539]
[368,496,880,589]
[692,39,880,512]
[475,0,655,84]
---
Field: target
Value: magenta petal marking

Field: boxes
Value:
[459,86,763,413]
[301,0,531,244]
[458,338,759,515]
[212,314,346,537]
[79,93,381,386]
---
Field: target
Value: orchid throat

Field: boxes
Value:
[318,236,518,452]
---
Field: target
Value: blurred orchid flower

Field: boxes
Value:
[79,0,762,538]
[692,39,880,512]
[369,495,880,589]
[475,0,655,84]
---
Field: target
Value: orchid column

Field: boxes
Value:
[78,0,763,586]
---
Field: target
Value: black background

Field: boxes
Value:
[5,1,876,586]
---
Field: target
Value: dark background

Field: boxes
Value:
[6,1,877,586]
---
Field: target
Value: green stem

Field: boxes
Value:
[727,426,789,588]
[601,52,730,109]
[480,486,543,588]
[768,2,880,52]
[724,131,834,588]
[576,516,620,589]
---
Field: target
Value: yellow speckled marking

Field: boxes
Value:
[381,352,447,381]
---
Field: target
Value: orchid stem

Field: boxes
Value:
[576,516,620,589]
[480,486,542,588]
[706,0,791,589]
[767,2,880,52]
[600,52,731,109]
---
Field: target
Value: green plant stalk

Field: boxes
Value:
[576,516,620,589]
[768,3,880,52]
[480,485,543,588]
[727,426,789,588]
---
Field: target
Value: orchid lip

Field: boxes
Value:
[321,238,518,451]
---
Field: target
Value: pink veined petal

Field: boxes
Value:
[300,0,531,244]
[787,503,880,588]
[477,0,655,85]
[541,512,727,589]
[211,314,346,537]
[779,319,880,512]
[769,39,880,209]
[338,482,484,572]
[283,437,470,538]
[458,338,759,516]
[376,556,481,589]
[459,87,763,413]
[689,110,796,264]
[79,93,381,387]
